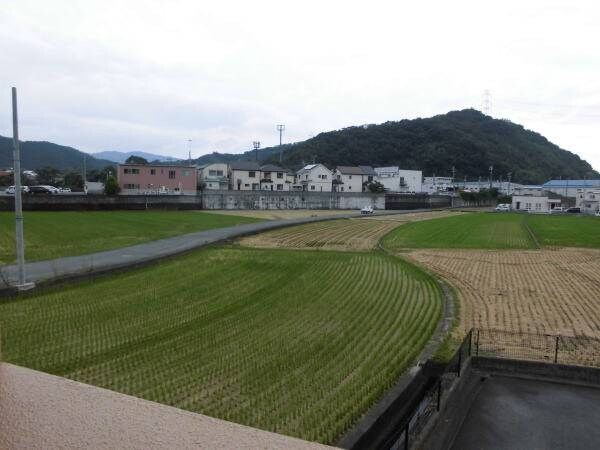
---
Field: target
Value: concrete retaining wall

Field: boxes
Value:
[0,192,385,211]
[201,191,384,210]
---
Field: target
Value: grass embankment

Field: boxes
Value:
[0,246,443,444]
[0,211,261,264]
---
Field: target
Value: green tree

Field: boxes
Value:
[125,155,148,165]
[63,171,84,190]
[36,166,60,185]
[104,176,120,195]
[366,181,385,193]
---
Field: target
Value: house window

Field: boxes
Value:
[349,175,352,179]
[124,168,140,175]
[277,184,283,190]
[168,170,176,179]
[182,170,189,176]
[277,172,283,178]
[209,170,217,176]
[150,169,156,175]
[249,171,256,178]
[311,185,315,190]
[124,183,140,189]
[244,183,250,187]
[263,171,271,179]
[348,186,352,190]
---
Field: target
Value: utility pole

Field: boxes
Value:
[277,124,285,163]
[11,87,33,290]
[188,139,192,165]
[489,165,493,189]
[507,172,512,195]
[83,153,87,192]
[482,89,492,115]
[253,141,260,162]
[451,166,456,189]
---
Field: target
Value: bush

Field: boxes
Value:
[104,176,120,195]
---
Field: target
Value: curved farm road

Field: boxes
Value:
[0,209,441,291]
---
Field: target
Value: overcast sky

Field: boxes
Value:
[1,0,599,170]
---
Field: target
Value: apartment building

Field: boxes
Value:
[117,164,197,195]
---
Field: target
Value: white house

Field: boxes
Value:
[512,194,561,213]
[259,164,290,191]
[230,161,261,191]
[294,164,333,192]
[374,167,423,193]
[333,166,364,192]
[576,189,600,214]
[198,163,229,190]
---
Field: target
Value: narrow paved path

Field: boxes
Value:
[0,209,433,289]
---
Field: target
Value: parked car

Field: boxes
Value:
[495,203,510,212]
[361,205,374,215]
[59,187,72,193]
[4,185,29,195]
[595,211,600,217]
[566,207,581,214]
[39,185,60,194]
[550,207,566,214]
[28,185,57,195]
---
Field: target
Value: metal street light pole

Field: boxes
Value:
[253,141,260,162]
[11,87,32,290]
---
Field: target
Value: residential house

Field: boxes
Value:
[117,163,197,195]
[259,164,290,191]
[294,164,333,192]
[230,161,261,191]
[375,167,423,193]
[333,166,364,192]
[576,189,600,214]
[359,166,377,191]
[198,163,229,190]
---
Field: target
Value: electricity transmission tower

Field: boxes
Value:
[482,89,492,115]
[277,124,285,163]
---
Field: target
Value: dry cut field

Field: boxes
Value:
[204,209,356,220]
[239,210,462,251]
[407,248,600,339]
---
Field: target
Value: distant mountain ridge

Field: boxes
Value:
[0,136,114,171]
[92,151,181,164]
[224,109,597,184]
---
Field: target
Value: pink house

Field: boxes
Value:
[117,164,197,195]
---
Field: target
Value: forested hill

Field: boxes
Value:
[0,136,113,171]
[255,109,597,184]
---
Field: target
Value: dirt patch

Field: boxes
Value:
[407,248,600,338]
[239,210,464,251]
[203,210,356,220]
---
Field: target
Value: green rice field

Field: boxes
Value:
[0,211,261,264]
[382,212,600,250]
[0,246,443,444]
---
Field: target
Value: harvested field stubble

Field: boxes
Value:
[239,210,461,251]
[407,248,600,338]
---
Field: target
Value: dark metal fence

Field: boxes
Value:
[382,328,600,450]
[473,328,600,368]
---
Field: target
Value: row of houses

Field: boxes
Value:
[117,162,423,195]
[511,180,600,214]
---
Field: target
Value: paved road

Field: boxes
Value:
[0,209,429,289]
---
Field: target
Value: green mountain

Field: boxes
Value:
[0,136,114,171]
[222,109,596,184]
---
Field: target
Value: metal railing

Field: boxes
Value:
[472,328,600,368]
[383,328,600,450]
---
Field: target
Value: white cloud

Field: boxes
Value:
[1,0,599,170]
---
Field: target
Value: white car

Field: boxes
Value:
[40,185,60,194]
[59,187,72,193]
[4,185,30,195]
[495,204,510,212]
[361,205,374,215]
[595,211,600,217]
[550,207,566,214]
